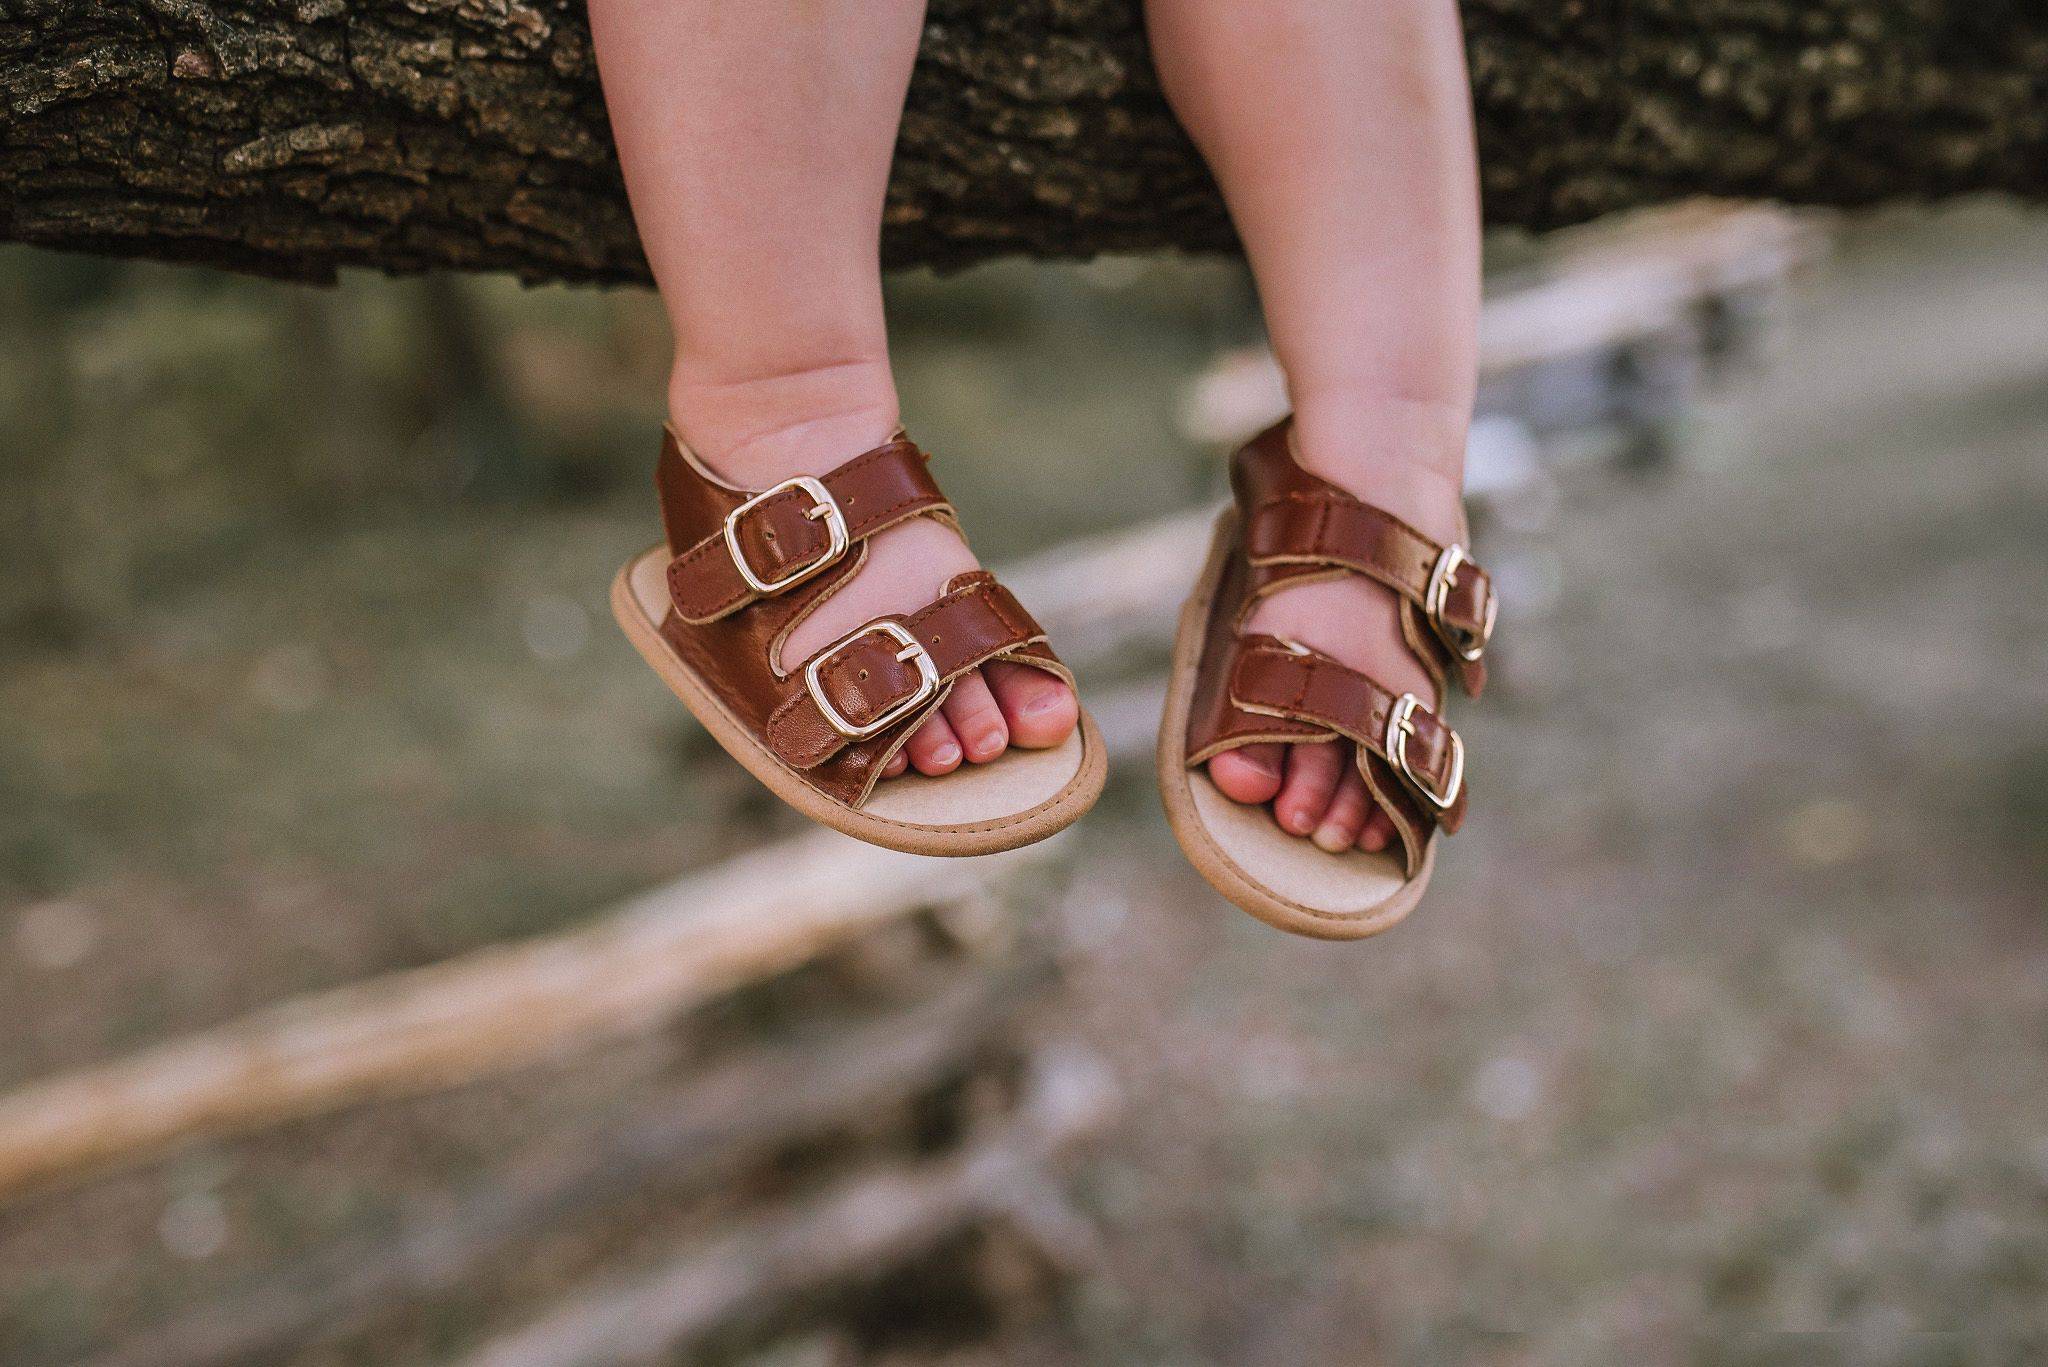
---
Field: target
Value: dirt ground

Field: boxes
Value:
[1036,202,2048,1363]
[2,201,2046,1364]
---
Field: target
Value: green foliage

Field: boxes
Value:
[0,251,664,643]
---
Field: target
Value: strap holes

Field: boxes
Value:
[858,669,869,681]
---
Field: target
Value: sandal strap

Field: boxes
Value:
[1225,635,1468,829]
[1245,490,1498,664]
[1228,424,1496,698]
[666,439,950,624]
[1181,419,1485,883]
[766,572,1055,770]
[651,430,1072,812]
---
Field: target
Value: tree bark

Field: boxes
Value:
[1,1,2044,285]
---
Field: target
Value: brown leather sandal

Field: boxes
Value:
[612,428,1107,856]
[1156,417,1498,940]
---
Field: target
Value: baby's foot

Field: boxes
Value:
[674,374,1077,781]
[1206,400,1468,851]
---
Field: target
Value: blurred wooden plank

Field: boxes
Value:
[85,965,1049,1367]
[1003,504,1213,654]
[0,831,1060,1202]
[0,496,1188,1205]
[1480,201,1825,373]
[455,1045,1119,1367]
[1004,507,1212,692]
[1178,201,1828,445]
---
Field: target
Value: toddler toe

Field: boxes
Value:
[905,711,964,775]
[1312,761,1371,852]
[940,670,1010,763]
[1275,741,1344,837]
[984,660,1077,749]
[1209,744,1285,805]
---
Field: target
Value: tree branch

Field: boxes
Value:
[2,2,2042,285]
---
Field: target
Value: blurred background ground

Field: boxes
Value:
[2,199,2046,1363]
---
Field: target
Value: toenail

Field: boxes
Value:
[1282,808,1313,835]
[1025,694,1062,717]
[973,732,1005,758]
[1312,825,1351,853]
[932,743,960,766]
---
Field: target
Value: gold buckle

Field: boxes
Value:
[1425,544,1496,664]
[804,621,941,740]
[1385,692,1463,811]
[723,476,850,595]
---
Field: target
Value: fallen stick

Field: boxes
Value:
[0,498,1203,1204]
[0,832,1060,1202]
[455,1044,1119,1367]
[85,965,1049,1367]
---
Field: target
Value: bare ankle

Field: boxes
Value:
[1289,391,1471,543]
[668,356,901,485]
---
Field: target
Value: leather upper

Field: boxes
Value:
[1186,418,1496,877]
[667,440,949,623]
[653,429,1071,809]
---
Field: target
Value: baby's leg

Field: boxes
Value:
[1145,0,1481,849]
[588,0,1075,777]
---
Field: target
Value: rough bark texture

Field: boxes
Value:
[1,1,2044,285]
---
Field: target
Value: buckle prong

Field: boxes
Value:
[1385,692,1464,812]
[806,622,941,740]
[724,476,850,595]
